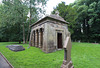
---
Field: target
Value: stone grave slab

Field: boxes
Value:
[7,45,25,52]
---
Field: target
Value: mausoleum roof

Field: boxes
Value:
[31,14,68,27]
[49,14,67,23]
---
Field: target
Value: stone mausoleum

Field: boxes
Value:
[29,12,69,53]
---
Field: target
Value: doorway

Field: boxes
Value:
[57,33,63,48]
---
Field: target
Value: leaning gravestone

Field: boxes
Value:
[0,52,13,68]
[61,32,74,68]
[6,45,25,52]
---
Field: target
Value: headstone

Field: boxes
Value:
[61,32,74,68]
[0,52,13,68]
[6,45,25,52]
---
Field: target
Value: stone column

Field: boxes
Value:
[35,30,37,47]
[31,31,33,46]
[29,30,33,46]
[32,31,34,46]
[37,29,39,47]
[34,31,35,46]
[42,28,45,51]
[39,29,41,48]
[42,28,44,48]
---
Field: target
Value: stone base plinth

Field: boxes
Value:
[61,60,74,68]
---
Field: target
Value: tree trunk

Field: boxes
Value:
[26,0,31,43]
[23,23,26,44]
[26,25,30,43]
[19,40,21,44]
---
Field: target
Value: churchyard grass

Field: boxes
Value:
[0,42,100,68]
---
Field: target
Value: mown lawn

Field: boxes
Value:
[0,42,100,68]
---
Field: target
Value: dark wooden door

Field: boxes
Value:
[57,33,62,48]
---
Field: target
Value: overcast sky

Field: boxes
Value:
[45,0,75,15]
[0,0,75,15]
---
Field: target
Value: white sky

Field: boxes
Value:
[45,0,75,15]
[0,0,75,15]
[0,0,2,4]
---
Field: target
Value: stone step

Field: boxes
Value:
[71,66,74,68]
[68,61,73,68]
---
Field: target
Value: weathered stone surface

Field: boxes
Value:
[61,60,74,68]
[29,11,74,68]
[29,13,69,53]
[0,52,13,68]
[61,32,74,68]
[6,45,25,52]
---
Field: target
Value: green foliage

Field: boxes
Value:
[0,42,100,68]
[0,0,29,42]
[51,0,100,43]
[0,0,100,43]
[71,0,100,42]
[0,0,48,42]
[52,2,77,34]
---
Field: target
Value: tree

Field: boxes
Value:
[52,2,77,34]
[0,0,48,43]
[25,0,48,43]
[51,0,100,43]
[0,0,28,43]
[88,1,100,42]
[71,0,100,42]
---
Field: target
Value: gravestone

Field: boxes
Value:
[7,45,25,52]
[61,32,74,68]
[0,52,13,68]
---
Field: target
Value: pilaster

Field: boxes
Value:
[35,30,37,47]
[39,29,41,48]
